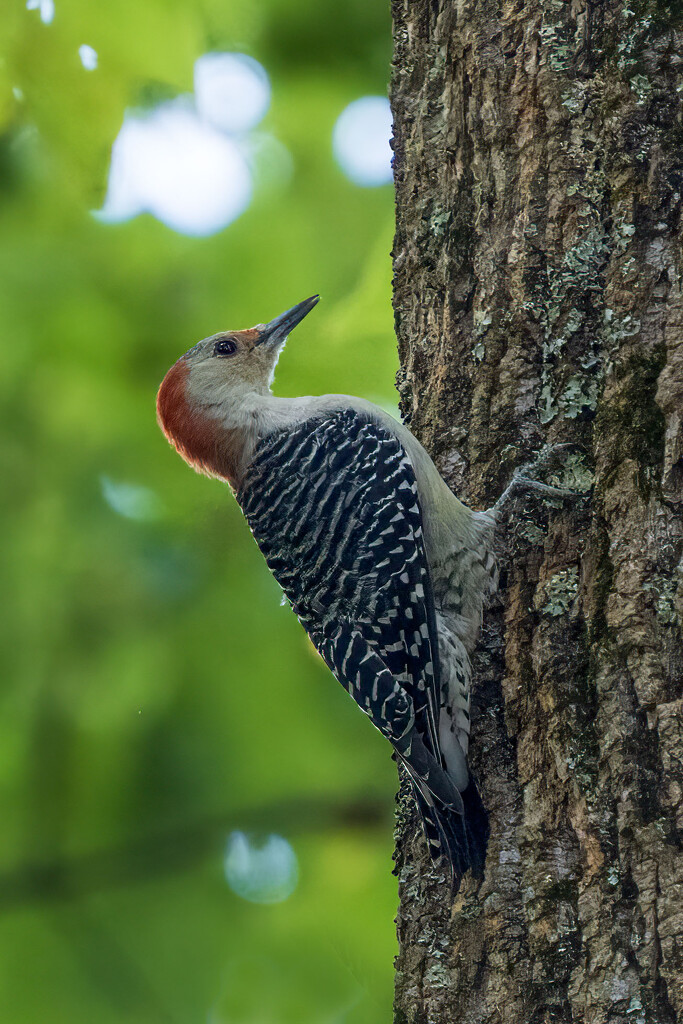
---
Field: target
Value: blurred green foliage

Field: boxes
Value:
[0,1,399,1021]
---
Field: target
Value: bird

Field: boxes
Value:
[157,295,496,885]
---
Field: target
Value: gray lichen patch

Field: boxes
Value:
[559,374,601,419]
[539,382,560,425]
[606,865,621,887]
[534,213,610,424]
[643,572,680,626]
[539,2,577,75]
[613,3,655,75]
[541,568,580,617]
[548,454,595,493]
[602,308,641,350]
[540,372,602,424]
[471,308,493,363]
[519,520,547,545]
[630,73,653,104]
[422,960,452,991]
[429,207,451,237]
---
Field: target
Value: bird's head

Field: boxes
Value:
[156,295,319,487]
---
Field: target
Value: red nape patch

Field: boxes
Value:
[156,360,243,486]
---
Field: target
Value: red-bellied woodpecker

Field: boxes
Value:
[157,296,497,884]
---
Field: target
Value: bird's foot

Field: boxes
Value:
[491,444,588,518]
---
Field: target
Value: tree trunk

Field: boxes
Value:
[390,2,683,1022]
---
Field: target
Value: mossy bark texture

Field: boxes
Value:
[391,2,683,1021]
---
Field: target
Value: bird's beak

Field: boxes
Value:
[256,295,320,348]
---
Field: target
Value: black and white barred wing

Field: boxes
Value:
[237,409,489,878]
[237,411,443,763]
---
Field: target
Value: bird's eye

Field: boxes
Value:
[214,338,238,357]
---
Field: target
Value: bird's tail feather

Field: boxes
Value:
[414,776,489,886]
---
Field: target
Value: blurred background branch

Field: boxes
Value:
[0,795,388,910]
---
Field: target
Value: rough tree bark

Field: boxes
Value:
[390,2,683,1022]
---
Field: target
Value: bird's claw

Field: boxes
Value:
[491,444,587,517]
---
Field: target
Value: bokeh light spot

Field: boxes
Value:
[100,475,163,521]
[78,44,98,70]
[26,0,54,24]
[194,52,270,136]
[224,832,299,904]
[332,96,393,187]
[96,98,252,236]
